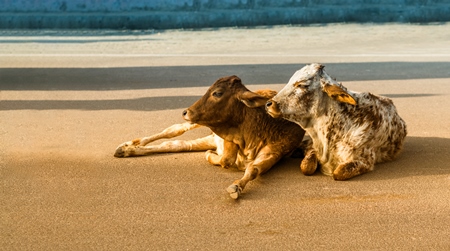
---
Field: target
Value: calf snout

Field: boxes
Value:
[182,109,191,121]
[266,100,281,118]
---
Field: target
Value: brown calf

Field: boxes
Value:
[116,76,305,199]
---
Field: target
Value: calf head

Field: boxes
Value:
[266,63,357,128]
[183,75,268,128]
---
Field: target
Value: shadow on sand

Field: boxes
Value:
[2,62,450,90]
[272,136,450,182]
[368,136,450,180]
[0,94,440,111]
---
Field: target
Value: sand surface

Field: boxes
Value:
[1,23,450,250]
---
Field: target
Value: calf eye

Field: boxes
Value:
[212,91,223,98]
[294,81,309,88]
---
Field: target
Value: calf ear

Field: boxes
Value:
[253,89,278,99]
[239,91,268,108]
[322,83,357,105]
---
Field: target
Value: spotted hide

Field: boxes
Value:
[266,63,407,180]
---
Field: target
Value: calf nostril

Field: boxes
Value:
[266,101,272,108]
[182,110,188,116]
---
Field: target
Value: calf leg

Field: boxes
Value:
[227,153,281,199]
[114,122,213,157]
[205,141,238,169]
[300,148,318,175]
[138,122,202,146]
[116,135,217,157]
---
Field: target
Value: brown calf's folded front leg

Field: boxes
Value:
[206,140,238,169]
[227,152,281,199]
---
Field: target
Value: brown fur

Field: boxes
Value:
[183,76,305,198]
[115,76,305,199]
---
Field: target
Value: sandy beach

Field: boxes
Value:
[1,23,449,250]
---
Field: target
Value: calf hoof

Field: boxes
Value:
[333,162,370,181]
[300,154,317,176]
[114,141,135,158]
[114,146,126,157]
[226,184,242,199]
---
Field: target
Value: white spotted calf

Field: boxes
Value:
[266,63,407,180]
